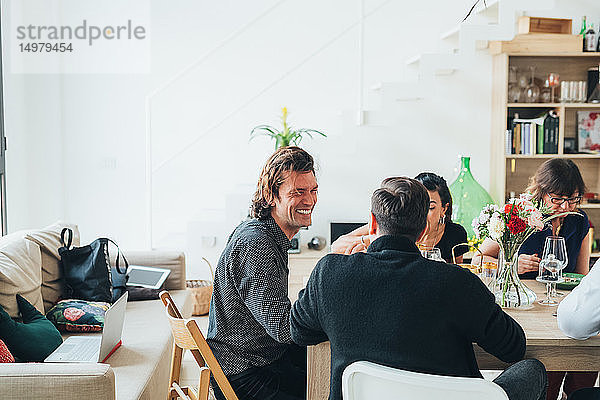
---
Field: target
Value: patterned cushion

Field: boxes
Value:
[46,299,110,332]
[0,339,14,363]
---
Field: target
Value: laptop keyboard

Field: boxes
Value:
[57,337,100,361]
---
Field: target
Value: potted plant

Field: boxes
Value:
[250,107,326,149]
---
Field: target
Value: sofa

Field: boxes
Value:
[0,223,191,400]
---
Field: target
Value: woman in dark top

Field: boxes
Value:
[477,159,590,278]
[331,172,468,263]
[414,172,468,263]
[477,159,592,400]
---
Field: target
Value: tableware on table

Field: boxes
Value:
[459,264,481,275]
[480,261,498,289]
[420,247,443,261]
[536,236,567,306]
[555,272,584,290]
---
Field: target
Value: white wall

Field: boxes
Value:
[4,0,598,279]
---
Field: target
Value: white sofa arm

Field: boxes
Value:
[0,363,115,400]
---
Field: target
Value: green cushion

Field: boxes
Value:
[0,294,63,362]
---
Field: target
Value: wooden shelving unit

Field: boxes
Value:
[490,41,600,246]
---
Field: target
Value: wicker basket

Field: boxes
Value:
[186,258,214,316]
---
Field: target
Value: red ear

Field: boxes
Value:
[369,213,377,235]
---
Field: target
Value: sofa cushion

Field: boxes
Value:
[46,299,109,332]
[0,294,63,362]
[25,222,80,312]
[0,233,44,318]
[0,339,14,363]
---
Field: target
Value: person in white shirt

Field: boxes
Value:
[558,260,600,340]
[556,261,600,400]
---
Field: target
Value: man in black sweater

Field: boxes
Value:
[290,177,547,400]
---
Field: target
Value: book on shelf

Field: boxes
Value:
[506,112,558,155]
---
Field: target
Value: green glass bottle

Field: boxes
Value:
[449,157,495,238]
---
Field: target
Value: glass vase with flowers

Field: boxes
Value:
[472,194,575,308]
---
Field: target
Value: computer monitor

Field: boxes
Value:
[330,222,367,245]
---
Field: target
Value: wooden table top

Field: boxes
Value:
[495,279,600,346]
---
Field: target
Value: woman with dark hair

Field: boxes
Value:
[331,172,468,263]
[477,158,590,278]
[476,158,593,400]
[414,172,468,263]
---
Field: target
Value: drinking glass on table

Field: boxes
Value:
[421,247,443,261]
[536,236,567,306]
[480,260,498,289]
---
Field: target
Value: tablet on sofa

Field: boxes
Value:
[126,265,171,289]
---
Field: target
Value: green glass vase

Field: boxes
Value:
[449,157,495,238]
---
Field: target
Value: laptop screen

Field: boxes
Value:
[330,222,366,245]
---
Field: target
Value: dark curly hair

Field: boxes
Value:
[415,172,453,220]
[251,146,315,219]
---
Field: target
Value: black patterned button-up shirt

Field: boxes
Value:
[206,216,293,376]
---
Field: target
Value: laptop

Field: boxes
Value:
[45,292,128,363]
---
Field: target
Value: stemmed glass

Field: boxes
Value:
[524,66,540,103]
[536,236,567,306]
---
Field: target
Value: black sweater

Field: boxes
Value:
[290,235,525,400]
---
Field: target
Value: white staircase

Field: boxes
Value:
[358,0,557,122]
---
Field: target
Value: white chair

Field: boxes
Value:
[342,361,509,400]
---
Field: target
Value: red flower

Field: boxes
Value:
[590,113,598,120]
[504,204,520,215]
[508,216,527,234]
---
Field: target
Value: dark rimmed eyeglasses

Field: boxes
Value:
[548,195,582,205]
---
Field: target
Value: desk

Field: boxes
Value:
[306,280,600,400]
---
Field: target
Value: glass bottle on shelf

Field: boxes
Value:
[580,16,587,34]
[579,17,587,51]
[585,23,596,52]
[524,66,540,103]
[540,79,552,103]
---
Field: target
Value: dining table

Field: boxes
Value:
[305,279,600,400]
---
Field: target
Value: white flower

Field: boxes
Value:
[520,192,533,201]
[489,215,505,240]
[479,213,490,224]
[484,204,500,213]
[528,210,544,230]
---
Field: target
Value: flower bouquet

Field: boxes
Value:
[472,194,570,308]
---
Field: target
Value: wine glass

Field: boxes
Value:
[524,66,540,103]
[421,247,443,261]
[508,66,521,102]
[548,73,560,103]
[536,236,567,306]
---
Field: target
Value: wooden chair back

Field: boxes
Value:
[160,291,239,400]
